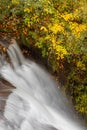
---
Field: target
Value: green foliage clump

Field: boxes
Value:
[0,0,87,119]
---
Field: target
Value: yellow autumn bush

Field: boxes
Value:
[12,0,20,4]
[48,23,64,34]
[69,22,87,38]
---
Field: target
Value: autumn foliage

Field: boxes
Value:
[0,0,87,118]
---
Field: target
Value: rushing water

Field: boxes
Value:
[0,40,86,130]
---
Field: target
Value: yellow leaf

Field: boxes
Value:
[40,26,48,32]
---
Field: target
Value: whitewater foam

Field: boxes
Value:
[0,40,86,130]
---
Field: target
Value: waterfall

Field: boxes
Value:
[0,40,86,130]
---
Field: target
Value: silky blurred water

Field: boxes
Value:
[0,40,86,130]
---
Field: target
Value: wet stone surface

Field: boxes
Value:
[0,79,14,112]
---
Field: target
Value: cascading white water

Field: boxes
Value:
[0,40,86,130]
